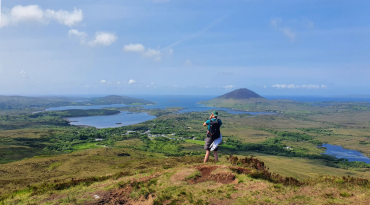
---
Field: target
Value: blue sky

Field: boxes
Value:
[0,0,369,96]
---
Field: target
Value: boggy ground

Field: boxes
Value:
[2,155,370,205]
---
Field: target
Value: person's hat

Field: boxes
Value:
[212,110,218,117]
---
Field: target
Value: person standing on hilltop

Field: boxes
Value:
[203,110,222,163]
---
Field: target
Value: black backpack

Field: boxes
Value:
[207,119,220,139]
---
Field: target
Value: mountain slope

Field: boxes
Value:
[216,88,265,100]
[199,88,268,110]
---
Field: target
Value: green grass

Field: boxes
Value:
[71,142,100,150]
[185,140,205,146]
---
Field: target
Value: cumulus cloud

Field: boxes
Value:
[272,84,327,89]
[68,30,116,46]
[1,5,83,28]
[301,85,320,89]
[143,48,161,57]
[88,32,117,46]
[123,44,146,52]
[122,44,162,61]
[128,79,136,84]
[44,8,83,27]
[68,29,87,42]
[11,5,44,23]
[100,80,106,83]
[223,85,234,89]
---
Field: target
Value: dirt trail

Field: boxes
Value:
[186,165,236,184]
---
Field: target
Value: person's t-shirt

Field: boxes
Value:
[205,118,222,131]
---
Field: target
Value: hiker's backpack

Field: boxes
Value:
[207,119,221,139]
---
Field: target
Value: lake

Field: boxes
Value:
[46,95,274,128]
[66,111,156,129]
[320,144,370,163]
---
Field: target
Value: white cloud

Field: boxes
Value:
[88,32,117,46]
[128,79,136,84]
[223,85,234,89]
[184,59,192,66]
[123,44,146,52]
[116,81,121,85]
[123,44,162,61]
[263,85,267,88]
[68,29,87,43]
[44,8,83,27]
[100,80,106,83]
[11,5,44,23]
[272,84,326,89]
[1,5,83,28]
[144,48,161,57]
[151,82,154,85]
[169,49,174,55]
[301,84,320,89]
[272,84,296,89]
[68,30,116,46]
[20,70,28,78]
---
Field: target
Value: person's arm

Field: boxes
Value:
[203,119,210,127]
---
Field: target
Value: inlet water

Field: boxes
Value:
[320,144,370,164]
[66,111,156,129]
[46,95,275,128]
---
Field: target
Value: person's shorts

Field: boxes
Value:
[204,137,218,151]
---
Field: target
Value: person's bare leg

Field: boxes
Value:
[204,150,210,163]
[214,151,218,162]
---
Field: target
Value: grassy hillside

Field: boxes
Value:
[1,149,370,204]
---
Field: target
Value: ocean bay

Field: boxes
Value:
[46,95,275,129]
